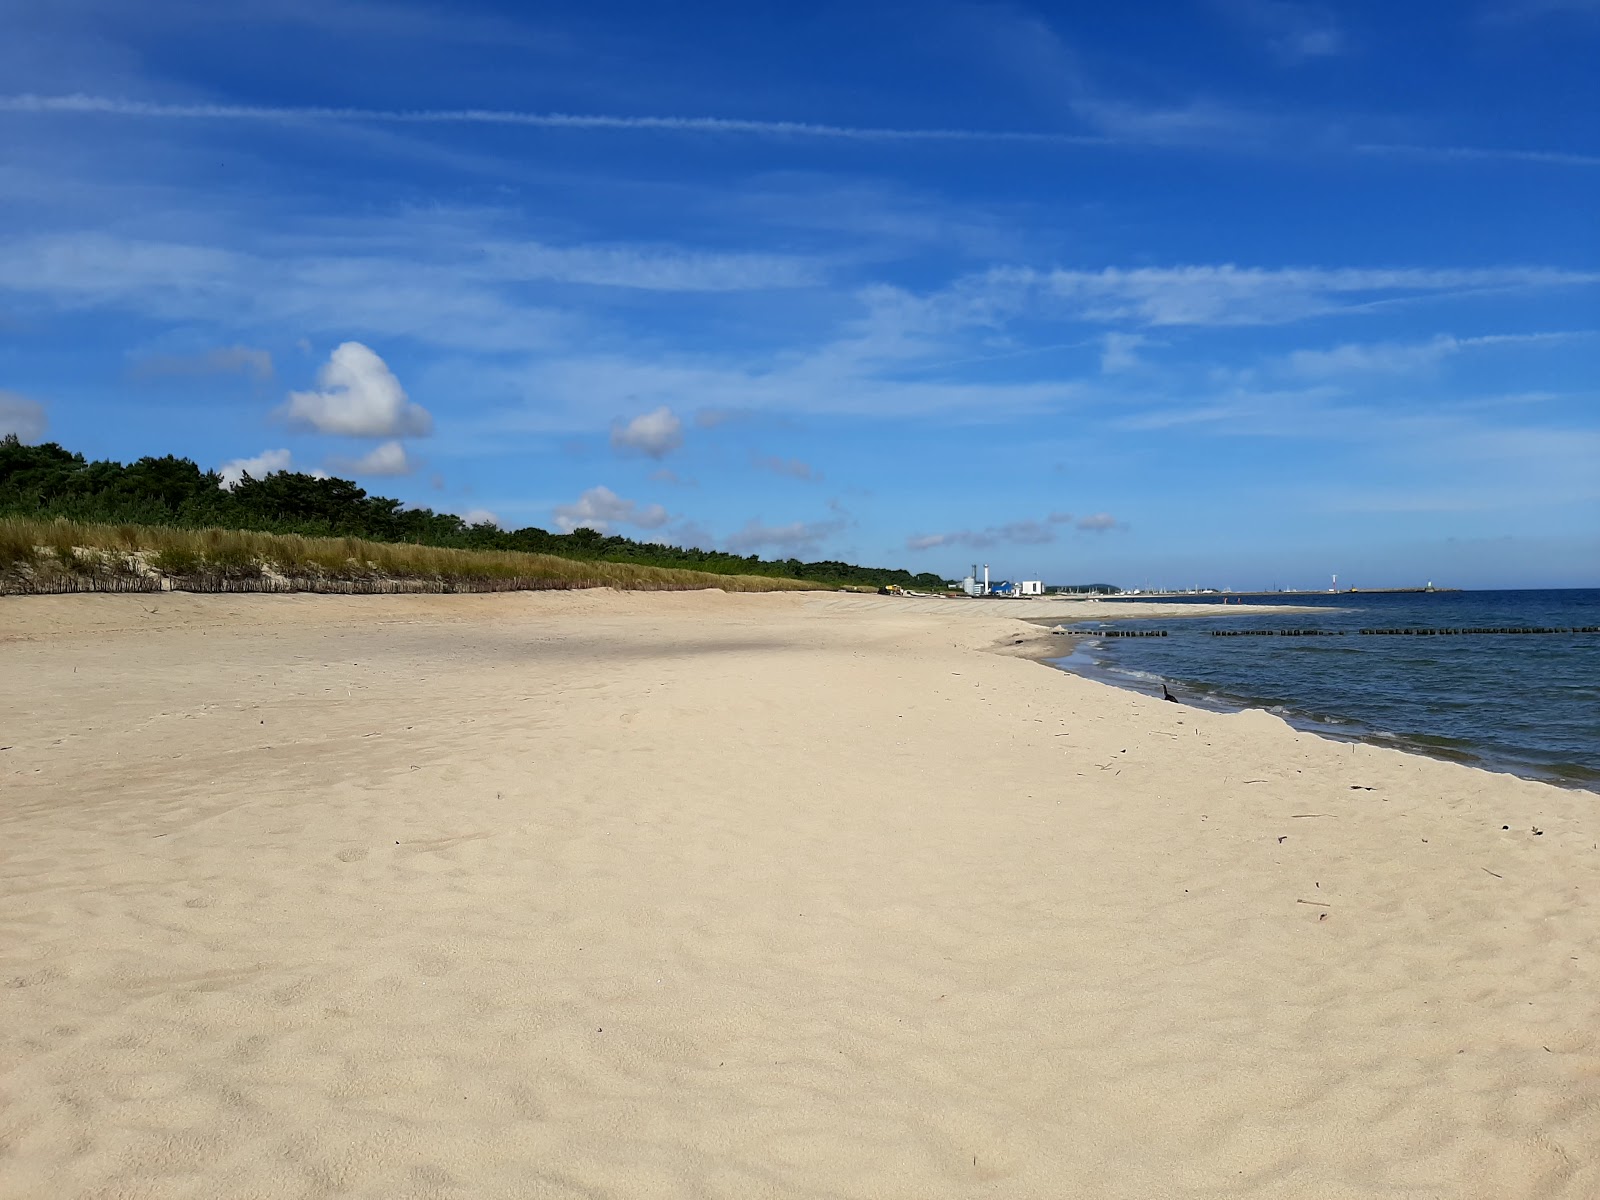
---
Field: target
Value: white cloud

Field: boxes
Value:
[458,508,501,527]
[0,389,47,441]
[131,344,273,380]
[753,454,820,481]
[329,440,414,476]
[610,406,684,458]
[723,518,846,554]
[283,342,432,437]
[218,448,292,489]
[551,485,670,533]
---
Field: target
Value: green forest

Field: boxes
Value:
[0,436,949,591]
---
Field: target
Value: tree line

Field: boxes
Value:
[0,436,949,590]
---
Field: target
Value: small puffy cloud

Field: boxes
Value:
[283,342,432,437]
[1076,512,1124,532]
[458,508,501,528]
[329,440,414,477]
[552,485,670,533]
[753,454,820,481]
[0,389,48,441]
[610,406,683,458]
[132,345,273,381]
[218,448,293,489]
[723,518,846,555]
[905,519,1061,551]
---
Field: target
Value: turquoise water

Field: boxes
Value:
[1050,589,1600,790]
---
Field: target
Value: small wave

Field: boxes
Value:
[1104,666,1168,684]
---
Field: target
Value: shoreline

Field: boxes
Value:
[1045,637,1599,793]
[1033,597,1600,793]
[5,589,1597,1198]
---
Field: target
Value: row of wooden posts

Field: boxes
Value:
[1185,626,1600,637]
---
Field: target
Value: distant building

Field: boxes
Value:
[1018,580,1044,596]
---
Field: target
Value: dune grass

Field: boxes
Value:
[0,517,826,596]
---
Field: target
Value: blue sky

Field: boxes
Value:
[1,0,1596,588]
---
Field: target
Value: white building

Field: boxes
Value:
[1018,580,1044,596]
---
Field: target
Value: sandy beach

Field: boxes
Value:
[3,588,1596,1199]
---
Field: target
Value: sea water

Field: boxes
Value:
[1051,588,1600,790]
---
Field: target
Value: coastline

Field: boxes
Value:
[4,589,1597,1198]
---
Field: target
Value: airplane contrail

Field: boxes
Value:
[0,93,1111,146]
[4,94,1593,167]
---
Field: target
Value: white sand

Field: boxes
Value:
[3,589,1596,1199]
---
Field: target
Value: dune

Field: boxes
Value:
[2,589,1596,1198]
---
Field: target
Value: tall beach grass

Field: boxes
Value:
[0,517,825,596]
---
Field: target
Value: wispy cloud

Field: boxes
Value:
[1354,142,1600,169]
[130,344,274,380]
[1100,332,1146,373]
[723,517,847,554]
[0,390,48,441]
[1075,512,1124,532]
[1478,0,1600,25]
[752,454,821,482]
[1215,0,1346,62]
[486,241,820,291]
[910,263,1600,330]
[1282,330,1589,377]
[906,513,1075,551]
